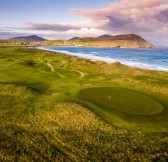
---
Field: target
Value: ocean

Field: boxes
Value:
[38,47,168,72]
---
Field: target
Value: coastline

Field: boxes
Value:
[36,46,115,63]
[36,46,168,73]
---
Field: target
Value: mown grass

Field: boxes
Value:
[79,87,164,115]
[0,47,168,161]
[78,87,168,131]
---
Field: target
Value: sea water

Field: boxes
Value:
[38,47,168,72]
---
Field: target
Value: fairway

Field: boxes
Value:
[78,87,164,115]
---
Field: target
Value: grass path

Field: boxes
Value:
[46,62,65,78]
[46,63,55,72]
[45,58,85,78]
[56,67,85,78]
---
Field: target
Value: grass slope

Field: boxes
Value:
[0,47,168,161]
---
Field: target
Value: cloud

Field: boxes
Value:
[107,16,133,28]
[0,31,14,36]
[65,28,105,37]
[71,0,168,36]
[25,18,106,31]
[21,20,107,39]
[0,26,106,40]
[0,31,31,39]
[25,22,81,31]
[40,28,106,40]
[155,9,168,23]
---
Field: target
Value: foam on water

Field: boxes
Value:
[37,47,168,72]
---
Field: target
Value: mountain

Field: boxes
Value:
[9,35,47,42]
[69,34,155,48]
[97,34,112,39]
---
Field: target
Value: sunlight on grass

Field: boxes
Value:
[0,47,168,161]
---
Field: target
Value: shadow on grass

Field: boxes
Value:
[0,125,71,162]
[0,81,49,94]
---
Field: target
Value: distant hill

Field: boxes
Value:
[110,34,146,41]
[69,34,155,48]
[69,37,96,41]
[5,34,155,48]
[97,34,112,39]
[9,35,47,42]
[69,37,80,41]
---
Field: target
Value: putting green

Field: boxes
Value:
[78,87,164,115]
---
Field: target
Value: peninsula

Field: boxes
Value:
[0,34,155,48]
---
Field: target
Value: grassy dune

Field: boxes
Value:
[0,47,168,161]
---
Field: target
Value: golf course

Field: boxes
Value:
[0,47,168,161]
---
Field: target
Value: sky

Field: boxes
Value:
[0,0,168,46]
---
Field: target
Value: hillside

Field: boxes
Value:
[9,35,47,42]
[68,34,155,48]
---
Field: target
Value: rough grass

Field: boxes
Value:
[0,84,168,161]
[0,47,168,161]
